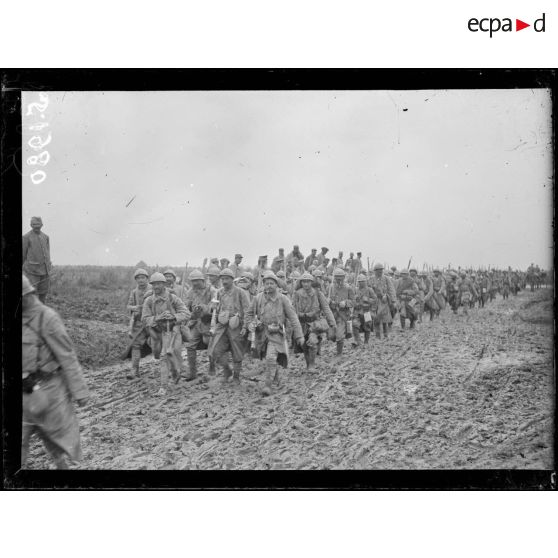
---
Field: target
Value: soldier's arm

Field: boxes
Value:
[142,297,155,327]
[126,289,137,313]
[238,288,250,327]
[282,295,303,340]
[318,290,336,327]
[42,312,90,401]
[22,235,29,263]
[171,294,190,323]
[245,295,256,325]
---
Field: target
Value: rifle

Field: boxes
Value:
[367,257,370,273]
[128,314,135,338]
[180,261,189,298]
[281,324,289,366]
[202,258,208,274]
[407,256,412,270]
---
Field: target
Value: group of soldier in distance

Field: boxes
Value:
[123,246,545,397]
[21,216,549,469]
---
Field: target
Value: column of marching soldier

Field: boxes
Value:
[123,246,531,397]
[21,220,541,469]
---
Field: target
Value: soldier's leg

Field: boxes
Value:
[262,343,278,396]
[170,331,185,383]
[186,348,198,380]
[157,355,170,395]
[306,332,318,371]
[364,319,371,344]
[148,328,162,359]
[400,316,406,329]
[229,329,245,384]
[352,317,362,347]
[213,332,233,382]
[335,320,345,357]
[383,323,389,338]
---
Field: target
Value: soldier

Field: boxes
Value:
[246,271,304,395]
[304,248,318,270]
[353,274,378,346]
[501,272,511,300]
[316,246,329,267]
[22,216,52,304]
[396,269,420,329]
[163,269,178,294]
[337,251,344,268]
[427,268,446,320]
[292,271,336,370]
[271,249,286,273]
[369,263,396,339]
[286,245,305,272]
[326,257,338,276]
[410,268,425,323]
[206,265,222,290]
[229,254,243,278]
[312,268,328,296]
[208,268,251,385]
[125,268,152,379]
[22,274,90,469]
[220,258,230,270]
[329,268,355,359]
[478,272,490,307]
[345,252,355,273]
[238,271,256,301]
[457,272,478,315]
[142,272,189,395]
[446,271,460,314]
[183,269,217,380]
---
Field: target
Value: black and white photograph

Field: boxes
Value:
[4,72,555,486]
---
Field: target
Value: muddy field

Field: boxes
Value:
[27,288,554,470]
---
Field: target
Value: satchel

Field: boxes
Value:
[310,317,329,334]
[23,387,49,418]
[218,310,230,325]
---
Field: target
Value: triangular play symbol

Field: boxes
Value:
[516,19,530,31]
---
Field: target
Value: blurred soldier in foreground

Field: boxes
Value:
[124,268,152,379]
[208,268,251,384]
[142,272,189,395]
[292,271,336,370]
[353,274,377,346]
[183,269,217,379]
[246,271,304,395]
[329,268,355,359]
[369,263,395,339]
[22,274,90,469]
[22,216,52,303]
[206,265,222,289]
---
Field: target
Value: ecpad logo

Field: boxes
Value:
[468,13,546,37]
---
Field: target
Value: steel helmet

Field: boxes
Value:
[312,269,324,277]
[163,269,176,279]
[241,271,254,281]
[277,270,286,278]
[262,270,279,284]
[207,265,220,276]
[333,268,346,277]
[373,263,384,271]
[22,274,35,296]
[188,269,205,281]
[400,269,409,275]
[357,274,367,282]
[291,270,301,279]
[409,268,417,273]
[219,268,234,278]
[300,272,314,282]
[134,268,149,279]
[149,272,167,284]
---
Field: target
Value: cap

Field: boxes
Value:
[134,268,149,279]
[22,274,35,296]
[30,216,43,225]
[321,246,329,251]
[373,263,384,271]
[149,272,167,284]
[235,254,242,259]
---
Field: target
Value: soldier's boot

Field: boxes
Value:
[127,348,141,379]
[261,359,275,396]
[185,349,197,381]
[352,329,361,348]
[222,362,233,384]
[273,366,282,387]
[232,362,242,385]
[335,341,344,360]
[400,317,406,329]
[307,347,317,371]
[208,357,216,376]
[375,323,382,339]
[53,454,69,470]
[157,360,169,395]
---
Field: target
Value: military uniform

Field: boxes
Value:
[369,268,396,338]
[22,220,52,303]
[246,272,304,394]
[396,271,420,329]
[353,277,378,344]
[22,284,90,468]
[142,277,189,391]
[329,270,355,357]
[207,271,251,382]
[183,270,217,378]
[292,273,336,369]
[458,275,478,315]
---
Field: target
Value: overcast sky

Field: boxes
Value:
[22,89,552,270]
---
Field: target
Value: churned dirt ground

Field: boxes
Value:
[26,288,554,470]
